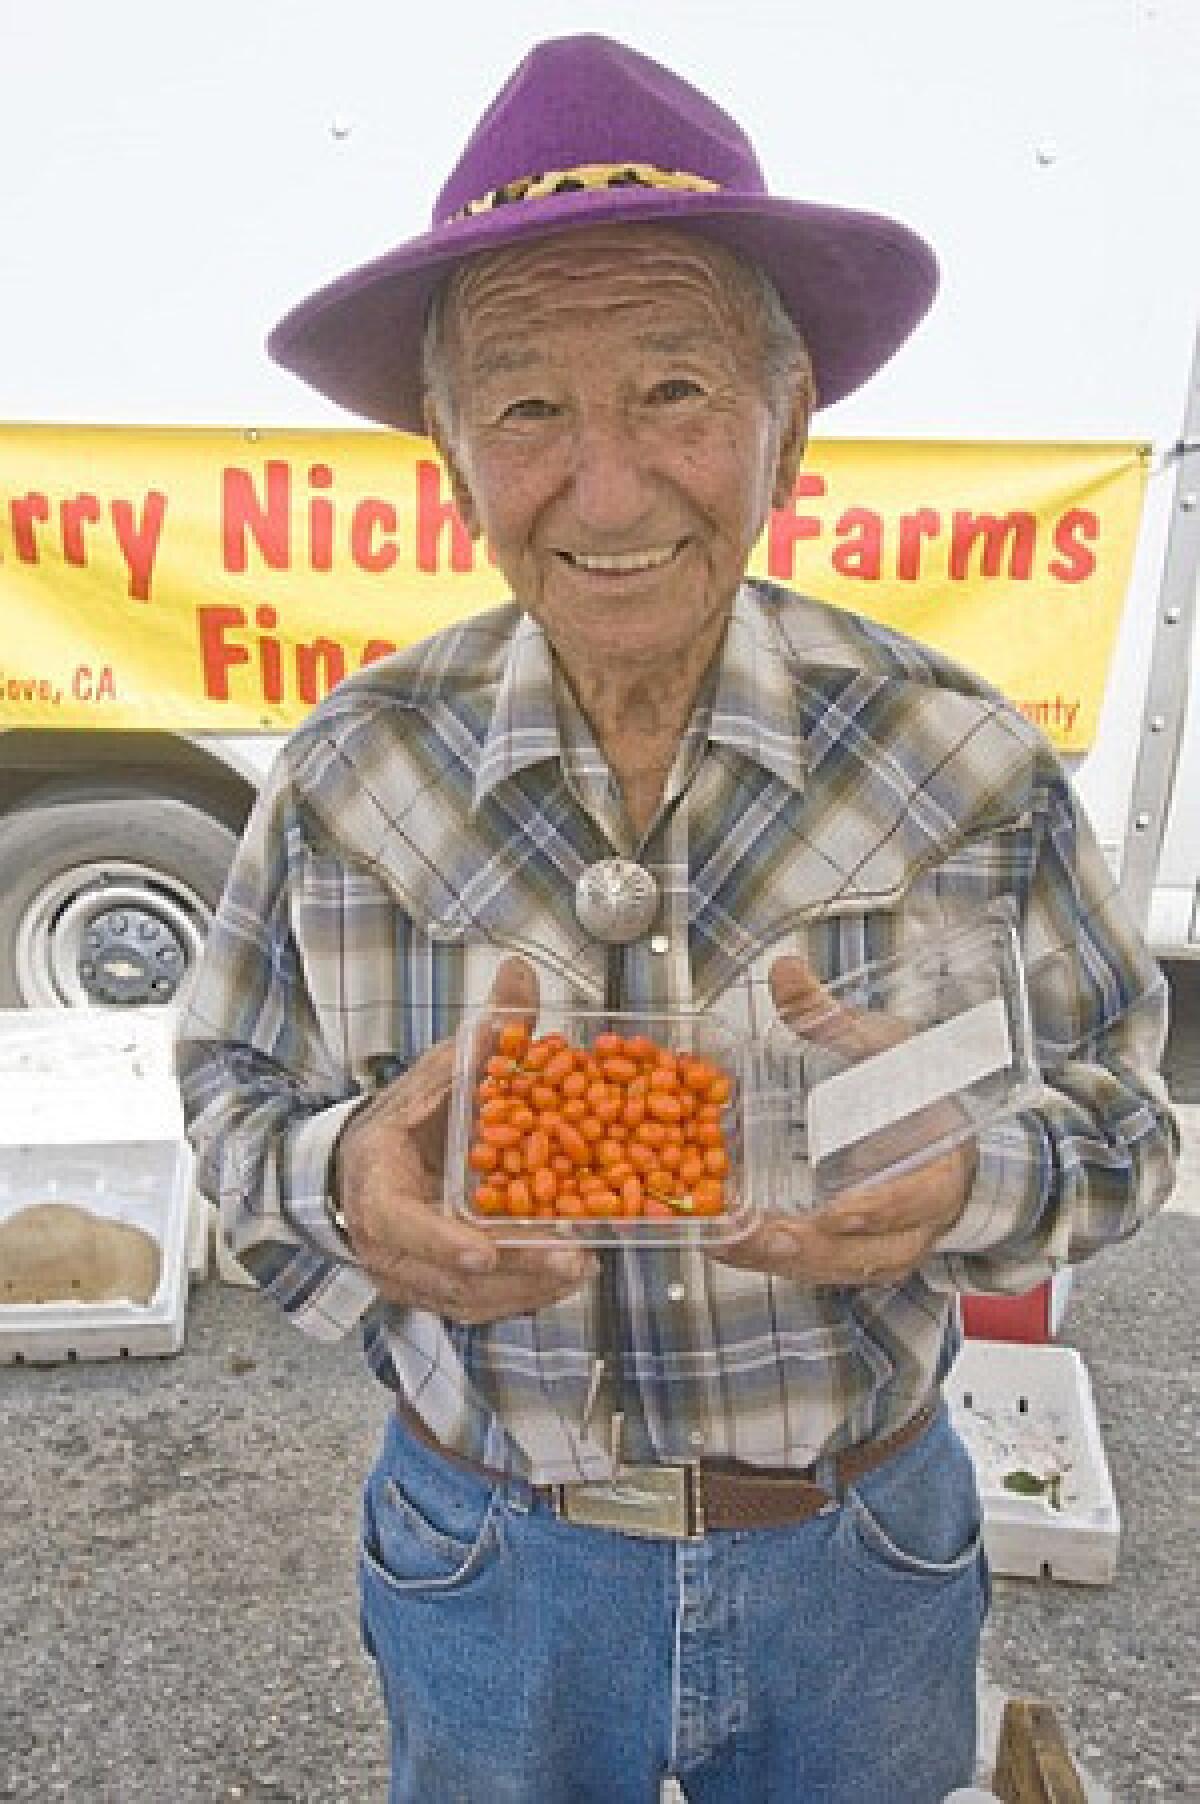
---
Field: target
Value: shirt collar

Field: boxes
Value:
[471,611,562,811]
[471,582,824,812]
[705,583,807,791]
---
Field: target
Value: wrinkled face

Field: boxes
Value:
[429,226,808,677]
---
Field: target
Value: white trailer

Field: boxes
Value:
[1,2,1197,1006]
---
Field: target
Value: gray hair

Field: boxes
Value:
[421,237,815,450]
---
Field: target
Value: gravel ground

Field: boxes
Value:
[1,1116,1196,1802]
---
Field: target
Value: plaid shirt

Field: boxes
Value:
[177,580,1178,1483]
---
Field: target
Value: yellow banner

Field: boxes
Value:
[0,425,1148,749]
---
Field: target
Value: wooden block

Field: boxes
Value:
[992,1697,1088,1804]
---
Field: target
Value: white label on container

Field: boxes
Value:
[806,995,1013,1166]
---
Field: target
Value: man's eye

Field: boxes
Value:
[648,378,704,404]
[500,397,559,422]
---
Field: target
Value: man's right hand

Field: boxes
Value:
[333,956,599,1322]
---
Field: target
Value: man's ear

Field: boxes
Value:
[424,404,483,540]
[771,374,813,511]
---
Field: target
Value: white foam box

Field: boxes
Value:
[0,1137,191,1362]
[947,1338,1121,1584]
[0,1007,209,1281]
[0,1004,179,1084]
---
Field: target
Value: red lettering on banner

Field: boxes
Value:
[308,463,335,571]
[2,488,164,599]
[9,492,50,561]
[71,664,117,702]
[352,499,399,573]
[896,509,941,581]
[223,461,291,572]
[767,473,825,579]
[296,638,347,703]
[198,605,254,700]
[61,494,102,566]
[111,491,167,600]
[195,602,390,705]
[950,511,1036,580]
[832,508,883,580]
[255,605,284,704]
[1048,508,1098,582]
[416,460,474,573]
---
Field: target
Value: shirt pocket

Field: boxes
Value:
[291,850,600,1089]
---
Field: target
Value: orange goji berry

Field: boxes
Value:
[496,1024,530,1060]
[480,1120,521,1149]
[506,1178,533,1216]
[525,1129,551,1171]
[544,1050,576,1086]
[555,1122,590,1166]
[531,1167,558,1207]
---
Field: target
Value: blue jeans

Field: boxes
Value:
[359,1402,990,1803]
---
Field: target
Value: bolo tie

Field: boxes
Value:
[572,857,662,1467]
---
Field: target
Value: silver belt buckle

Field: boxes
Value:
[555,1463,705,1540]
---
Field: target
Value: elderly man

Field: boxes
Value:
[178,34,1177,1804]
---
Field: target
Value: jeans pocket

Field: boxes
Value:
[844,1484,983,1581]
[842,1407,985,1583]
[360,1428,503,1597]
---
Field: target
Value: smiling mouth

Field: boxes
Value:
[556,541,685,575]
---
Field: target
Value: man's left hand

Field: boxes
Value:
[711,953,976,1287]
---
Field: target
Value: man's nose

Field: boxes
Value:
[567,416,653,532]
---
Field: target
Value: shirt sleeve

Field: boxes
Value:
[923,753,1180,1295]
[175,752,381,1342]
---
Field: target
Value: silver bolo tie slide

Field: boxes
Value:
[573,857,660,1010]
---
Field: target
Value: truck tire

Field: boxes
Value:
[0,791,238,1008]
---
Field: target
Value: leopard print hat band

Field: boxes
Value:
[449,162,722,222]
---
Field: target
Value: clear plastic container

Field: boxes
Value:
[444,1005,758,1245]
[445,907,1042,1242]
[764,904,1041,1213]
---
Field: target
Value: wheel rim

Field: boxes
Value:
[14,860,213,1007]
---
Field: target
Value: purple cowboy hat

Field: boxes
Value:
[268,34,938,430]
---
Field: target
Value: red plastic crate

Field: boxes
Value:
[960,1273,1072,1343]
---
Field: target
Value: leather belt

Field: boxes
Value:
[395,1398,938,1542]
[540,1403,936,1539]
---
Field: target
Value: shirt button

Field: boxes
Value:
[649,934,669,955]
[666,1281,686,1303]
